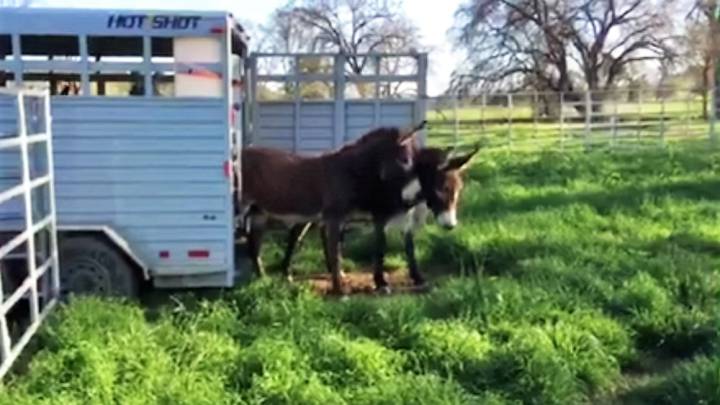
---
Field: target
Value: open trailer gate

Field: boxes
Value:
[246,53,428,153]
[0,87,60,378]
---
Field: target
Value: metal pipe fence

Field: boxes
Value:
[427,88,715,151]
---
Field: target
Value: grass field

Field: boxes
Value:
[2,130,720,404]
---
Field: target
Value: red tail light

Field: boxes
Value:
[188,250,210,258]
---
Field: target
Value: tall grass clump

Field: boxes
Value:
[344,373,497,405]
[308,331,405,387]
[336,294,426,346]
[610,272,719,356]
[1,297,240,405]
[625,354,720,404]
[232,336,345,404]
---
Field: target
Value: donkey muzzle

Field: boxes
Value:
[437,210,457,230]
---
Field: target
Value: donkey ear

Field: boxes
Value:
[398,120,428,145]
[443,144,480,172]
[399,132,416,146]
[411,119,428,133]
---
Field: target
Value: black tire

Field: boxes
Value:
[58,236,139,299]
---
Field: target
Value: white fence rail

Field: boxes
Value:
[428,88,716,150]
[0,88,60,379]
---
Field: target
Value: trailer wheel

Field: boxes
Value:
[58,236,139,299]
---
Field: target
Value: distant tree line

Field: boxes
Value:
[449,0,720,119]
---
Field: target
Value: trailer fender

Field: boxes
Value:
[57,225,150,280]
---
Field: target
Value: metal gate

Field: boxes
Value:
[245,53,428,154]
[0,87,60,379]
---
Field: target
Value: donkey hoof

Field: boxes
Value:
[375,285,392,295]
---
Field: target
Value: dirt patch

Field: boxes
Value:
[294,268,431,296]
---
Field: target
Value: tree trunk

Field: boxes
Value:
[702,60,710,120]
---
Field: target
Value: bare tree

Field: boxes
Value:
[261,0,421,73]
[257,8,318,54]
[686,0,720,119]
[451,0,678,101]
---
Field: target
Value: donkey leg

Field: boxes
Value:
[404,230,426,287]
[279,222,312,282]
[319,224,345,278]
[323,219,345,295]
[405,205,429,288]
[247,214,267,277]
[373,220,391,294]
[318,224,331,274]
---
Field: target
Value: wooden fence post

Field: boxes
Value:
[659,93,666,146]
[507,93,513,147]
[584,90,591,150]
[533,90,539,139]
[453,95,459,148]
[480,92,486,140]
[612,91,619,148]
[636,88,642,148]
[711,85,718,145]
[559,92,565,150]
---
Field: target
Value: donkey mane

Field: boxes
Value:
[326,126,403,159]
[415,147,448,166]
[337,127,401,149]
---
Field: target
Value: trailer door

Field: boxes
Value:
[0,88,61,379]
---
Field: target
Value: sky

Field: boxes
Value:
[23,0,465,95]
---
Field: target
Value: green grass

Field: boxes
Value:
[2,137,720,404]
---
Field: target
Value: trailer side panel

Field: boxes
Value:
[0,96,234,287]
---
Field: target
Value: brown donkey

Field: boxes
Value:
[278,145,479,293]
[240,122,426,294]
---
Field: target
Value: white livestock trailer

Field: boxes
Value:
[0,7,427,296]
[1,7,251,297]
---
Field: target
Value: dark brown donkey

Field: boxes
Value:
[239,122,426,294]
[278,145,479,293]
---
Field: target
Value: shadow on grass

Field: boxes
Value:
[473,177,720,219]
[658,232,720,256]
[612,354,720,405]
[421,231,571,277]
